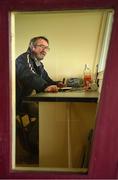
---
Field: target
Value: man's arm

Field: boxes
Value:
[16,54,65,93]
[16,55,48,92]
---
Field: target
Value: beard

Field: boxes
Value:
[36,55,44,61]
[34,52,46,61]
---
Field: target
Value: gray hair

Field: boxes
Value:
[28,36,49,51]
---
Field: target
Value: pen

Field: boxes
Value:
[62,78,65,84]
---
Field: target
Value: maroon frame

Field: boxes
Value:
[0,0,118,179]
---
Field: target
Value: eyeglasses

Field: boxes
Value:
[35,44,50,51]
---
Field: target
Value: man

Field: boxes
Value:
[16,36,64,157]
[16,36,64,116]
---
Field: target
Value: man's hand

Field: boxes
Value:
[57,81,65,88]
[44,85,58,92]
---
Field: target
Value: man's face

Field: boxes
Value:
[32,38,49,61]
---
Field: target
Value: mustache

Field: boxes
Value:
[40,51,46,55]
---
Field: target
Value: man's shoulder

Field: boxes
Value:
[16,52,27,61]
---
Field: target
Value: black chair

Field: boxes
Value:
[16,113,38,150]
[16,112,39,164]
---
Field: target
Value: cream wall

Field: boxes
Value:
[15,10,105,81]
[14,10,107,169]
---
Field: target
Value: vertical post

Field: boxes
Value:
[67,102,72,168]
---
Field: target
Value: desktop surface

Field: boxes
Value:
[24,90,99,103]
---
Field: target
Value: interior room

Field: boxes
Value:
[11,9,114,172]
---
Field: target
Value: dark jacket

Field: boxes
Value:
[16,51,57,113]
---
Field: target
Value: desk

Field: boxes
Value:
[24,90,99,102]
[24,90,98,168]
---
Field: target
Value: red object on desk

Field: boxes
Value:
[84,75,92,91]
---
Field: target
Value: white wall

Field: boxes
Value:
[14,10,105,81]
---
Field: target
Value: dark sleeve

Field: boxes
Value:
[41,68,58,86]
[16,56,48,92]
